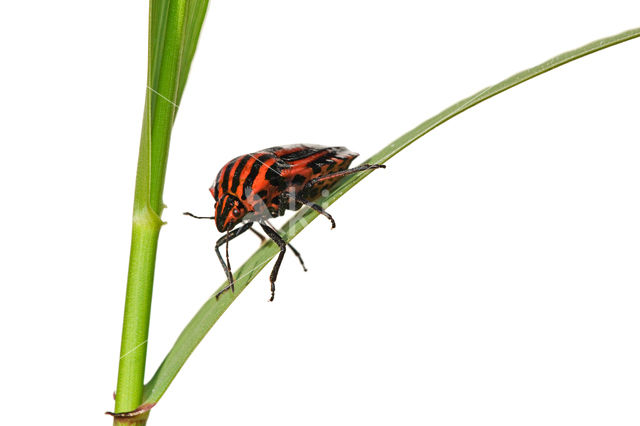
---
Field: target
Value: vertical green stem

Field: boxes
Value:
[113,0,191,422]
[149,0,186,213]
[113,102,164,423]
[114,91,165,422]
[114,214,161,417]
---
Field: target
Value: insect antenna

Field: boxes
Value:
[183,212,214,220]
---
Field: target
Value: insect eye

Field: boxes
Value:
[232,208,241,217]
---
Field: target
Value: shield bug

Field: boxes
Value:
[185,144,385,301]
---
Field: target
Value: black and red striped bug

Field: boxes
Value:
[185,144,385,301]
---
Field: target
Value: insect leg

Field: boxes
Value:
[283,242,307,272]
[250,225,307,272]
[259,222,287,302]
[214,222,253,298]
[248,226,266,242]
[303,163,386,191]
[283,192,336,229]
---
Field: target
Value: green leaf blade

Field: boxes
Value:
[141,27,640,406]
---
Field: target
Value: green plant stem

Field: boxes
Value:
[149,0,186,213]
[114,102,164,423]
[113,0,209,421]
[115,214,161,411]
[140,26,640,408]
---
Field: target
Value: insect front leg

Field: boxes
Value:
[259,222,287,302]
[214,222,253,298]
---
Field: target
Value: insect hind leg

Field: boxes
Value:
[303,163,386,192]
[282,192,336,229]
[294,163,386,228]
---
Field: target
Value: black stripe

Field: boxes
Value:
[308,152,335,174]
[213,169,222,201]
[215,198,224,224]
[265,161,285,189]
[292,174,306,186]
[242,154,272,199]
[257,189,268,204]
[220,196,235,222]
[280,147,327,162]
[221,158,238,197]
[230,154,252,195]
[265,146,283,153]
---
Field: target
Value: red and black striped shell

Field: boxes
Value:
[210,144,358,232]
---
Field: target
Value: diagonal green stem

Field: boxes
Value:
[141,27,640,406]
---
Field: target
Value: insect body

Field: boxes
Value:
[186,144,385,301]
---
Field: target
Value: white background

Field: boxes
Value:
[1,1,639,425]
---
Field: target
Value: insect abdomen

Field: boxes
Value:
[276,145,359,200]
